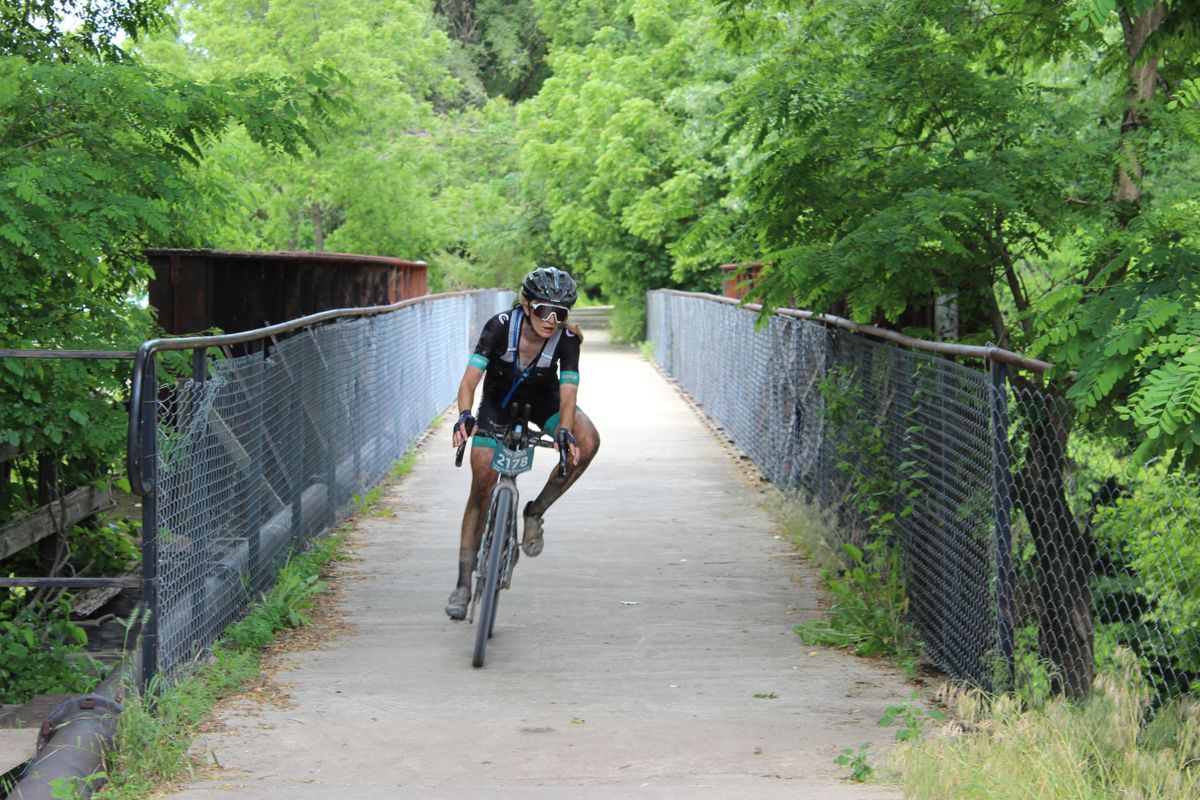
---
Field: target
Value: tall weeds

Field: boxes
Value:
[899,651,1200,799]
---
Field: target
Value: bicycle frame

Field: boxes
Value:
[470,446,530,620]
[455,404,565,666]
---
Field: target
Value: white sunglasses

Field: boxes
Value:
[530,302,570,323]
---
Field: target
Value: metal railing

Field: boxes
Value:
[648,290,1200,700]
[128,290,512,687]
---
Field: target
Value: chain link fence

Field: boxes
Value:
[648,290,1200,700]
[140,290,512,683]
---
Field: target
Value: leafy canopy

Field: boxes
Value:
[0,0,340,484]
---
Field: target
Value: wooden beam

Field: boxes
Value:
[206,407,285,511]
[0,577,140,589]
[0,485,115,561]
[0,349,135,359]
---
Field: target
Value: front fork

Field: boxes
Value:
[469,479,520,623]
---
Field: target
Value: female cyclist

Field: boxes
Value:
[445,267,601,620]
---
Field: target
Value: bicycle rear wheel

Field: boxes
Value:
[473,487,512,668]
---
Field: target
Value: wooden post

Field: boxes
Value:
[37,453,58,577]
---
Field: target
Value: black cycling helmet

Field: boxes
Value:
[521,266,578,306]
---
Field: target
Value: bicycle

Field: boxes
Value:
[455,403,567,667]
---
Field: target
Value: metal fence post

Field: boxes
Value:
[291,351,306,543]
[249,339,264,584]
[990,359,1016,686]
[353,372,362,495]
[139,357,159,692]
[189,348,209,655]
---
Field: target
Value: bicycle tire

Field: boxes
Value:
[485,490,514,641]
[488,518,516,638]
[473,487,512,668]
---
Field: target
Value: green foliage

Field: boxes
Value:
[95,669,221,800]
[0,2,343,513]
[793,367,922,671]
[878,691,947,742]
[796,539,917,669]
[835,742,874,782]
[351,487,384,517]
[898,652,1200,799]
[708,0,1198,472]
[717,0,1105,329]
[989,623,1059,711]
[391,447,421,479]
[68,517,142,575]
[222,559,326,653]
[1043,243,1200,470]
[428,98,542,291]
[1092,462,1200,679]
[0,598,102,704]
[143,0,457,260]
[517,0,740,310]
[95,531,345,800]
[436,0,551,102]
[0,0,168,64]
[1169,78,1200,111]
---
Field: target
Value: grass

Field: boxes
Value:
[896,651,1200,799]
[769,495,1200,796]
[92,531,345,800]
[765,489,847,575]
[768,490,920,674]
[91,448,419,799]
[392,446,421,478]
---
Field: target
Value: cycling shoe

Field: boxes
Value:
[521,502,545,557]
[445,585,470,620]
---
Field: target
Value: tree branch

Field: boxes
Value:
[985,284,1010,348]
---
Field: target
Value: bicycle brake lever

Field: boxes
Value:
[455,416,475,467]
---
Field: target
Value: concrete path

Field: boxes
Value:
[169,334,910,799]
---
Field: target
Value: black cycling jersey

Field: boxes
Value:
[468,307,580,430]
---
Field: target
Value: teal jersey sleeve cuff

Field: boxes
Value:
[469,353,489,370]
[560,370,580,385]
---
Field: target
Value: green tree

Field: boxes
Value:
[429,97,543,292]
[435,0,552,101]
[518,0,744,337]
[147,0,463,258]
[0,0,167,63]
[1039,0,1200,471]
[708,0,1200,697]
[0,0,337,501]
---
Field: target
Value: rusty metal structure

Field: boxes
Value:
[146,249,429,335]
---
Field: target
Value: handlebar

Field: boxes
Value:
[454,403,569,478]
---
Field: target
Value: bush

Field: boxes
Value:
[1091,461,1200,684]
[0,597,102,704]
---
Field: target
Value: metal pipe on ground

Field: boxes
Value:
[5,655,137,799]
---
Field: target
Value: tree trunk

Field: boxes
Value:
[1012,381,1094,700]
[435,0,478,44]
[1116,2,1164,207]
[311,202,325,252]
[288,207,300,251]
[0,461,10,524]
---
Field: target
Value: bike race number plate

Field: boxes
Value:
[492,445,535,476]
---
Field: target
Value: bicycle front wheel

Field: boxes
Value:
[473,487,513,668]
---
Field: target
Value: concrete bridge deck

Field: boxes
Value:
[167,334,909,799]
